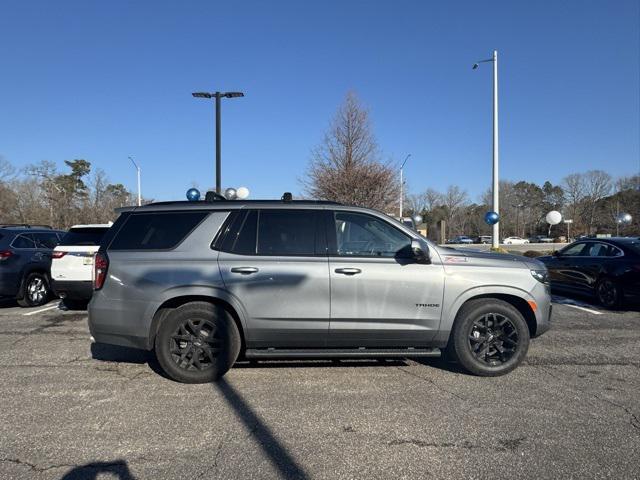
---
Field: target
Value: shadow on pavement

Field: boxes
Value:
[214,378,309,479]
[60,460,136,479]
[233,358,408,369]
[90,343,169,379]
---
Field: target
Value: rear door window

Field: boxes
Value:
[109,212,208,250]
[60,228,109,246]
[33,232,60,249]
[12,234,36,249]
[257,210,320,256]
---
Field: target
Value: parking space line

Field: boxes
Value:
[563,304,602,315]
[23,305,59,316]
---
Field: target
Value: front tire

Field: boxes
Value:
[17,272,51,307]
[155,302,241,383]
[447,299,530,376]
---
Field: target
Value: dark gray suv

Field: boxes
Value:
[88,197,551,383]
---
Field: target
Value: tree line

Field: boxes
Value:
[303,93,639,240]
[0,157,136,229]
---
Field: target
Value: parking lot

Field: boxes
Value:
[0,298,638,479]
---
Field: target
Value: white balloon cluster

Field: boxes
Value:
[224,186,250,200]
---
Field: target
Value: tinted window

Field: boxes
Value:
[12,234,36,249]
[257,210,317,256]
[334,212,411,257]
[60,228,109,246]
[33,232,60,249]
[234,210,258,254]
[560,243,587,256]
[109,212,208,250]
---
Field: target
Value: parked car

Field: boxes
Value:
[538,237,640,308]
[0,225,65,307]
[51,224,112,309]
[528,235,554,243]
[88,195,551,383]
[503,237,529,245]
[448,235,474,244]
[474,235,492,244]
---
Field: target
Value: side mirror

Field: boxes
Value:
[552,250,560,257]
[411,239,430,264]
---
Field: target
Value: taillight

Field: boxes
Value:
[0,250,13,260]
[94,252,109,290]
[51,251,67,259]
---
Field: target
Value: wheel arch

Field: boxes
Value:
[455,293,538,338]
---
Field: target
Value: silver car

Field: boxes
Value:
[89,196,551,383]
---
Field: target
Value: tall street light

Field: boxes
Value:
[399,154,411,218]
[192,91,245,194]
[473,50,500,248]
[128,155,141,207]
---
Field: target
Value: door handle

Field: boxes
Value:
[230,267,259,274]
[335,268,362,275]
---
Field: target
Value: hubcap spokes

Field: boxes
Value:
[468,313,518,365]
[28,278,46,302]
[170,318,221,371]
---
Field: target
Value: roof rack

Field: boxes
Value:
[0,224,53,229]
[146,190,341,207]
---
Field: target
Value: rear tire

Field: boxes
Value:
[155,302,241,383]
[17,272,51,308]
[595,278,621,309]
[448,299,530,376]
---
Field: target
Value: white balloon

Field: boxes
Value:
[618,213,632,224]
[236,186,250,199]
[546,210,562,225]
[224,187,237,200]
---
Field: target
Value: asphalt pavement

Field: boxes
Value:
[0,297,638,479]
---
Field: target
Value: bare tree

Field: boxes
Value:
[441,185,469,237]
[582,170,612,233]
[302,92,398,210]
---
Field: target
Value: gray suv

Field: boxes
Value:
[89,197,551,383]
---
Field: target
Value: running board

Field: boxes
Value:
[244,347,441,359]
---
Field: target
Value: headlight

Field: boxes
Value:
[530,269,549,284]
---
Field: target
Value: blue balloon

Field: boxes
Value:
[484,211,499,225]
[186,188,201,202]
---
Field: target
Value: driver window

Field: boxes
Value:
[334,212,411,257]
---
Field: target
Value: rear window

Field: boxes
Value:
[623,240,640,255]
[60,228,108,246]
[109,212,208,250]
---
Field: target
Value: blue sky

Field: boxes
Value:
[0,0,638,202]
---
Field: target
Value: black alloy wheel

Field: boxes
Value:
[468,313,519,366]
[446,298,530,377]
[170,318,221,371]
[155,302,241,383]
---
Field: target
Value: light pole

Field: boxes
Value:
[128,156,141,207]
[192,91,244,194]
[399,154,411,218]
[473,50,500,248]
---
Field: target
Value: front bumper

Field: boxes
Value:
[51,280,94,301]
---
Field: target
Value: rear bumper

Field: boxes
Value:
[51,280,94,300]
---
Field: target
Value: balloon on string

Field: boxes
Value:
[545,210,562,225]
[484,211,499,225]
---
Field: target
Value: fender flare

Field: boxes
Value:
[143,285,250,349]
